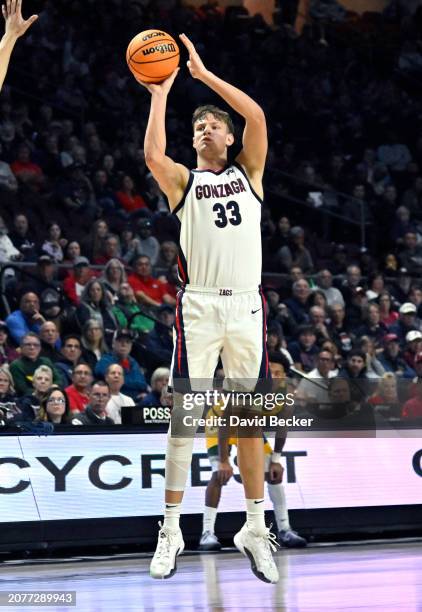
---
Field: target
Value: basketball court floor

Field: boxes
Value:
[1,540,421,611]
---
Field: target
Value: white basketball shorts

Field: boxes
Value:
[169,285,270,392]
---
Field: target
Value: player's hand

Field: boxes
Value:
[2,0,38,39]
[216,460,233,485]
[135,68,180,95]
[268,462,284,484]
[179,33,208,80]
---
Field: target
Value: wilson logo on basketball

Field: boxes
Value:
[143,43,177,56]
[141,31,166,41]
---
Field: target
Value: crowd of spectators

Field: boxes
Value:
[0,0,422,427]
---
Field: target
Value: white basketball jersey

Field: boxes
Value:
[174,163,262,289]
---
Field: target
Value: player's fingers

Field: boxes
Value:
[2,5,6,19]
[16,0,21,16]
[25,14,38,27]
[179,33,196,54]
[6,0,10,18]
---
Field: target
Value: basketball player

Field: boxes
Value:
[141,34,279,583]
[0,0,38,92]
[200,359,307,550]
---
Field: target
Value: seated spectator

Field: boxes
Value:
[0,322,19,365]
[340,265,363,305]
[320,339,343,370]
[378,333,415,378]
[296,350,338,405]
[276,226,314,273]
[104,363,135,424]
[0,366,22,424]
[409,284,422,319]
[315,269,344,307]
[35,387,71,425]
[81,219,109,262]
[391,206,417,245]
[10,334,62,396]
[95,329,147,400]
[403,330,422,370]
[345,287,368,333]
[285,279,311,325]
[56,163,96,217]
[338,350,370,401]
[128,255,176,308]
[389,302,420,346]
[287,325,319,373]
[145,306,175,368]
[0,143,18,194]
[62,241,82,267]
[63,256,94,305]
[356,304,388,347]
[123,218,159,266]
[75,279,118,346]
[80,319,108,371]
[100,258,127,302]
[401,176,422,219]
[71,380,114,426]
[10,142,44,188]
[328,302,354,356]
[116,175,148,214]
[0,215,22,264]
[154,241,178,278]
[9,214,37,262]
[55,334,83,385]
[377,291,399,327]
[39,321,62,361]
[113,283,154,334]
[6,291,44,345]
[368,372,400,418]
[308,305,330,343]
[307,289,328,311]
[41,222,67,263]
[401,379,422,420]
[140,367,170,407]
[65,362,92,413]
[266,322,293,365]
[93,169,118,213]
[18,364,53,420]
[93,234,124,266]
[358,336,385,379]
[398,232,422,276]
[366,274,385,302]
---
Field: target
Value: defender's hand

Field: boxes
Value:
[216,460,233,485]
[268,462,284,484]
[2,0,38,39]
[135,68,180,95]
[179,33,207,80]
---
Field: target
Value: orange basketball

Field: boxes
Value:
[126,29,180,83]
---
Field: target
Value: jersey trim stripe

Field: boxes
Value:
[258,286,269,379]
[177,251,189,285]
[191,166,229,175]
[233,161,264,205]
[173,290,189,382]
[172,171,194,215]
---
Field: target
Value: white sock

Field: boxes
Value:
[163,502,182,530]
[246,498,266,535]
[203,506,218,534]
[267,483,290,531]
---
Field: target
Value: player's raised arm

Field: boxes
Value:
[139,70,190,211]
[179,33,267,186]
[0,0,38,92]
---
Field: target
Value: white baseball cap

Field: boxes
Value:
[405,330,422,342]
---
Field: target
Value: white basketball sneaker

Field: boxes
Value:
[233,523,280,584]
[150,522,185,579]
[198,531,221,551]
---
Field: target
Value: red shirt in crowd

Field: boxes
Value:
[401,397,422,419]
[127,274,168,304]
[116,192,148,213]
[65,384,90,413]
